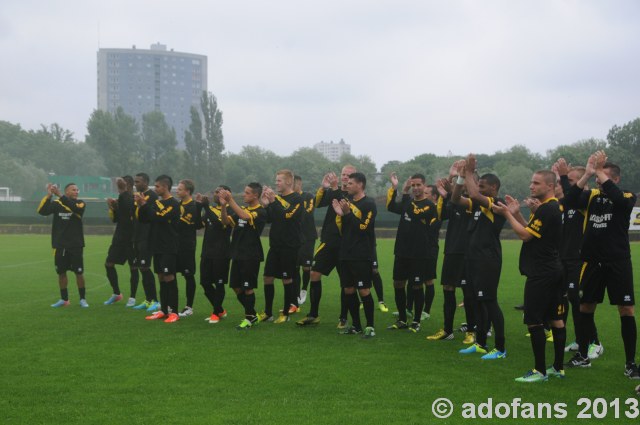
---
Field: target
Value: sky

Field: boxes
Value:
[1,0,639,168]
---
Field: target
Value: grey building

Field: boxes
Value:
[97,43,207,146]
[313,139,351,162]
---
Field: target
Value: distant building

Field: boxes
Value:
[313,139,351,162]
[97,43,207,146]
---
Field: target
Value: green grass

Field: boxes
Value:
[1,234,639,424]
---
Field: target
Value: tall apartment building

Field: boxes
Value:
[313,139,351,162]
[97,43,207,146]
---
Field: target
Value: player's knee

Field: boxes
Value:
[393,281,405,289]
[618,305,634,316]
[310,271,322,281]
[579,303,597,314]
[443,285,455,291]
[358,288,371,297]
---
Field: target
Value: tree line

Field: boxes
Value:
[0,91,638,200]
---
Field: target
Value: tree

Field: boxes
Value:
[545,138,607,167]
[141,111,179,178]
[606,118,640,192]
[184,91,225,189]
[86,108,141,176]
[0,152,48,199]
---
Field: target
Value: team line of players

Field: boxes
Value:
[37,150,638,383]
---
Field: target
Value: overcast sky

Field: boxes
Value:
[1,0,639,168]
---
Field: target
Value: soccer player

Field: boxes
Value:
[259,169,304,324]
[492,170,566,382]
[103,176,137,305]
[136,175,181,323]
[562,151,639,378]
[175,179,202,318]
[219,183,268,329]
[197,186,233,323]
[452,154,507,360]
[427,170,475,343]
[293,175,317,310]
[297,165,355,327]
[334,172,377,338]
[386,172,437,333]
[131,173,160,311]
[554,160,603,359]
[38,182,88,308]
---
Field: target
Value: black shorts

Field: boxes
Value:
[523,272,565,325]
[153,253,177,275]
[177,250,196,276]
[562,259,582,298]
[55,247,84,274]
[466,259,502,301]
[297,239,315,267]
[393,256,428,284]
[200,257,230,285]
[230,259,261,290]
[106,244,134,266]
[132,240,152,269]
[339,260,372,289]
[579,259,635,306]
[425,256,438,281]
[263,247,298,280]
[441,254,465,287]
[312,242,341,276]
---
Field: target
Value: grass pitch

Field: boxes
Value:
[1,234,639,424]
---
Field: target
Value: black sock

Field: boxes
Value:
[264,284,275,316]
[552,326,567,371]
[159,280,168,314]
[347,292,361,330]
[462,284,476,330]
[302,269,311,291]
[61,288,69,301]
[443,290,456,334]
[185,275,196,307]
[129,268,139,298]
[236,292,246,307]
[530,326,547,374]
[406,284,414,312]
[569,295,581,342]
[340,290,348,320]
[362,293,375,328]
[621,315,637,364]
[106,266,120,295]
[200,281,216,308]
[78,286,86,300]
[413,286,424,324]
[372,273,384,302]
[214,283,226,314]
[424,285,435,315]
[475,301,488,348]
[394,287,407,323]
[487,300,505,352]
[141,269,157,301]
[245,292,256,316]
[283,284,294,316]
[168,278,178,314]
[578,312,595,358]
[309,280,322,317]
[292,270,301,307]
[593,324,601,345]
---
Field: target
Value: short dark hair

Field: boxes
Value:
[426,184,438,198]
[135,173,150,184]
[217,184,231,192]
[349,172,367,189]
[64,182,77,190]
[479,173,501,192]
[410,173,426,183]
[603,162,621,179]
[294,175,302,182]
[155,174,173,190]
[247,182,262,197]
[179,179,195,195]
[122,175,134,191]
[534,170,556,186]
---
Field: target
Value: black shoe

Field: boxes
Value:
[458,322,468,332]
[625,362,640,379]
[340,326,362,335]
[387,320,408,330]
[564,353,591,368]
